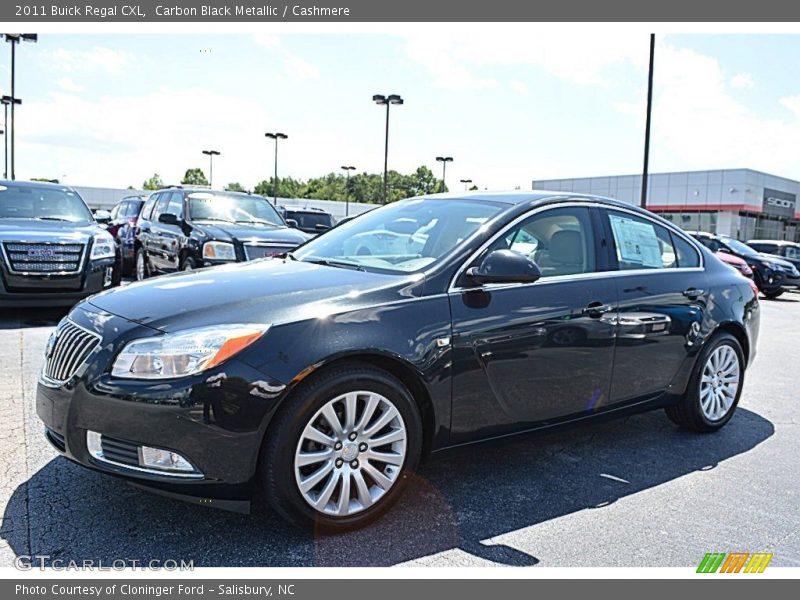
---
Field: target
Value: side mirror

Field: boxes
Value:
[465,249,541,285]
[285,218,299,228]
[94,209,111,224]
[158,213,179,225]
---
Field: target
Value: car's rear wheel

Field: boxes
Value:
[135,248,149,281]
[665,332,744,432]
[259,363,422,531]
[763,289,784,299]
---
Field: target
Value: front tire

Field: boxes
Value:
[180,257,197,272]
[763,289,784,299]
[259,363,423,532]
[135,248,149,281]
[665,332,744,432]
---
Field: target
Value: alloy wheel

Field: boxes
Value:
[136,252,146,281]
[294,391,407,517]
[699,344,741,421]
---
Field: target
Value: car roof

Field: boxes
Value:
[0,179,75,192]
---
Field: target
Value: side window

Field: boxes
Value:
[486,207,596,278]
[141,196,158,221]
[784,246,800,260]
[671,233,701,268]
[607,211,676,270]
[163,192,184,218]
[110,203,121,219]
[153,193,170,219]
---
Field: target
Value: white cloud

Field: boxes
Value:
[251,35,319,81]
[730,72,755,89]
[510,81,529,94]
[56,77,84,93]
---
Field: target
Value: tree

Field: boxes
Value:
[225,182,246,192]
[142,173,164,190]
[31,177,59,183]
[468,184,479,191]
[253,176,304,199]
[181,168,208,186]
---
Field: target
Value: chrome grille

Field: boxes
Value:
[2,242,85,274]
[42,321,100,385]
[244,244,291,260]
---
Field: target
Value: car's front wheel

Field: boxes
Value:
[135,248,149,281]
[259,363,422,531]
[762,289,784,299]
[665,332,744,432]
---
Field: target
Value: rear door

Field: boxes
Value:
[602,208,707,404]
[152,191,185,272]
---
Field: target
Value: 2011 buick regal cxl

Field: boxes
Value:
[36,192,760,531]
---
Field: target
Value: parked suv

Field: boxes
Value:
[108,195,147,277]
[0,180,118,307]
[135,187,310,279]
[746,240,800,272]
[690,231,800,298]
[282,207,336,236]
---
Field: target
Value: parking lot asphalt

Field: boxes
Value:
[1,292,798,568]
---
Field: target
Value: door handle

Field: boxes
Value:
[582,302,613,317]
[682,288,705,299]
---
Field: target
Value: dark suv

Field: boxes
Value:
[746,239,800,272]
[0,180,118,307]
[135,187,310,279]
[282,207,335,236]
[109,195,147,276]
[690,231,800,299]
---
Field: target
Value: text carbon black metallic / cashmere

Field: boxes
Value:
[36,192,759,531]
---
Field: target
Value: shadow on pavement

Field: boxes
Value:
[0,307,70,330]
[1,407,773,567]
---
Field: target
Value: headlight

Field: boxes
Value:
[90,232,116,260]
[203,241,236,261]
[111,324,269,379]
[760,260,778,270]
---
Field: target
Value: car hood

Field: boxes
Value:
[752,252,795,269]
[193,222,310,245]
[0,218,101,243]
[86,258,423,332]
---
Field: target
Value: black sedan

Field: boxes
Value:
[36,193,759,531]
[134,187,310,279]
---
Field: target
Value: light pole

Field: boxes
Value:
[4,34,37,181]
[460,178,473,191]
[341,165,356,216]
[265,132,288,204]
[436,156,453,192]
[1,96,20,181]
[201,149,220,188]
[641,33,655,209]
[373,94,403,204]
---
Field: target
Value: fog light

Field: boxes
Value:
[86,430,102,458]
[139,445,195,472]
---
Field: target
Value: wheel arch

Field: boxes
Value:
[713,321,750,365]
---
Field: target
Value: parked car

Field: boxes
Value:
[37,192,758,531]
[134,187,310,280]
[716,250,754,279]
[746,239,800,272]
[108,195,147,277]
[282,207,336,236]
[0,180,119,307]
[690,231,800,299]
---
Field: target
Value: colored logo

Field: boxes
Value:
[697,552,773,573]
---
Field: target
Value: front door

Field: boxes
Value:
[449,205,618,444]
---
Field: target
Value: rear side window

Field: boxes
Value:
[141,196,158,220]
[671,233,701,268]
[749,242,777,254]
[607,211,676,270]
[784,245,800,260]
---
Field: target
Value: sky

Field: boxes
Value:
[5,29,800,192]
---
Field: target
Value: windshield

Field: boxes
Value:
[0,184,93,222]
[722,237,759,257]
[292,197,505,273]
[187,192,283,226]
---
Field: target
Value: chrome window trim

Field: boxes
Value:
[0,239,89,276]
[447,200,705,293]
[38,319,102,388]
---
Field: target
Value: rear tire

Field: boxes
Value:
[665,332,744,432]
[135,248,149,281]
[763,289,784,299]
[259,363,423,532]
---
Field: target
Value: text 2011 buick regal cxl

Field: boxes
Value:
[36,192,760,531]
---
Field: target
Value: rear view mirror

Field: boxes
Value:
[286,219,299,228]
[386,218,419,235]
[466,249,541,285]
[94,209,111,224]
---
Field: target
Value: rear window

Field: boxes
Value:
[286,211,334,229]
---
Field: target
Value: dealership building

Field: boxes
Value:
[533,168,800,242]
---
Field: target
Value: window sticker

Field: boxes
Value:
[609,214,663,268]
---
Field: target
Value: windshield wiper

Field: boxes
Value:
[194,217,237,224]
[302,258,366,271]
[236,219,279,227]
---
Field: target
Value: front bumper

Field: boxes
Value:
[35,305,288,509]
[0,258,115,307]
